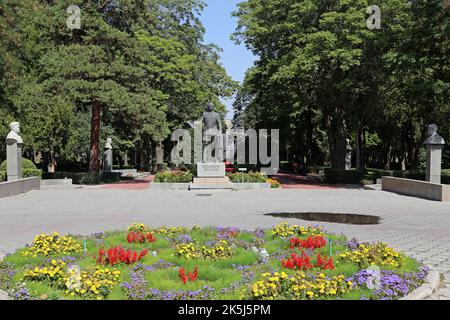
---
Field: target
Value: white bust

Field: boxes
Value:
[6,122,23,145]
[423,124,445,145]
[105,137,113,150]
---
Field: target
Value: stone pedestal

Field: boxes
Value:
[189,163,233,190]
[104,149,113,172]
[426,145,443,184]
[6,143,22,181]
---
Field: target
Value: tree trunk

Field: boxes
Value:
[305,110,314,166]
[355,126,366,171]
[383,145,391,170]
[326,108,347,170]
[89,100,101,173]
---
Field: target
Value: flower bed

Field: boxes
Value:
[0,223,427,300]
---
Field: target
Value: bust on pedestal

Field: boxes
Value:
[423,124,445,184]
[345,139,352,171]
[5,122,23,181]
[103,138,113,172]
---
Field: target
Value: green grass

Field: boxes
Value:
[0,224,424,301]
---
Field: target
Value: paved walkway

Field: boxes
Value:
[0,186,449,298]
[274,173,338,189]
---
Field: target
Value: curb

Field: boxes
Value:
[400,268,441,300]
[0,251,10,300]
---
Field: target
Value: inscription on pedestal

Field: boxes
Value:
[197,163,225,178]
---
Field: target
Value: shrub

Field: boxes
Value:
[154,170,193,183]
[0,158,37,171]
[324,169,365,184]
[0,159,42,181]
[227,171,268,183]
[41,172,120,185]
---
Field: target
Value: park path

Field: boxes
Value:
[274,173,338,189]
[100,175,154,190]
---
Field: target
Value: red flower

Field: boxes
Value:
[97,246,148,266]
[289,236,326,250]
[179,266,198,284]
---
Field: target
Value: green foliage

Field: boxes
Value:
[324,169,365,185]
[227,171,268,183]
[0,158,37,171]
[0,0,237,171]
[233,0,449,170]
[154,171,193,183]
[41,172,120,185]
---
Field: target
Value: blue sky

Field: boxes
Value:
[199,0,255,118]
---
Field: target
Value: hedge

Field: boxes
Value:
[154,171,193,183]
[227,171,268,183]
[0,157,42,182]
[324,169,365,184]
[41,172,121,185]
[367,168,450,185]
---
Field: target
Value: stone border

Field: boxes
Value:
[232,183,271,190]
[382,176,450,202]
[151,182,272,191]
[0,251,10,300]
[150,182,190,190]
[400,267,441,300]
[0,177,40,198]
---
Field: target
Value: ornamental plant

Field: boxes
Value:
[24,259,67,286]
[250,272,352,300]
[97,247,148,266]
[179,267,198,284]
[338,243,405,269]
[22,232,82,257]
[289,236,326,250]
[65,267,121,300]
[272,222,324,238]
[128,223,149,233]
[175,240,235,260]
[154,171,193,183]
[281,252,334,270]
[127,231,156,244]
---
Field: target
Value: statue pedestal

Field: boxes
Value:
[104,149,113,172]
[189,163,233,190]
[426,145,443,184]
[6,143,22,181]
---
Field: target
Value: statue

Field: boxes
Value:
[6,122,23,145]
[423,124,445,145]
[345,139,352,171]
[103,137,113,172]
[423,124,445,184]
[201,103,223,162]
[5,122,23,181]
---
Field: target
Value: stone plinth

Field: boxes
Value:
[382,176,450,202]
[426,145,443,184]
[190,163,232,190]
[197,163,226,178]
[6,143,22,181]
[104,149,113,172]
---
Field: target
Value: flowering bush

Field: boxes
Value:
[250,272,352,300]
[228,171,268,183]
[154,171,193,183]
[289,236,327,250]
[267,178,281,188]
[97,247,148,266]
[127,231,156,244]
[338,243,405,269]
[272,222,324,238]
[22,232,82,257]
